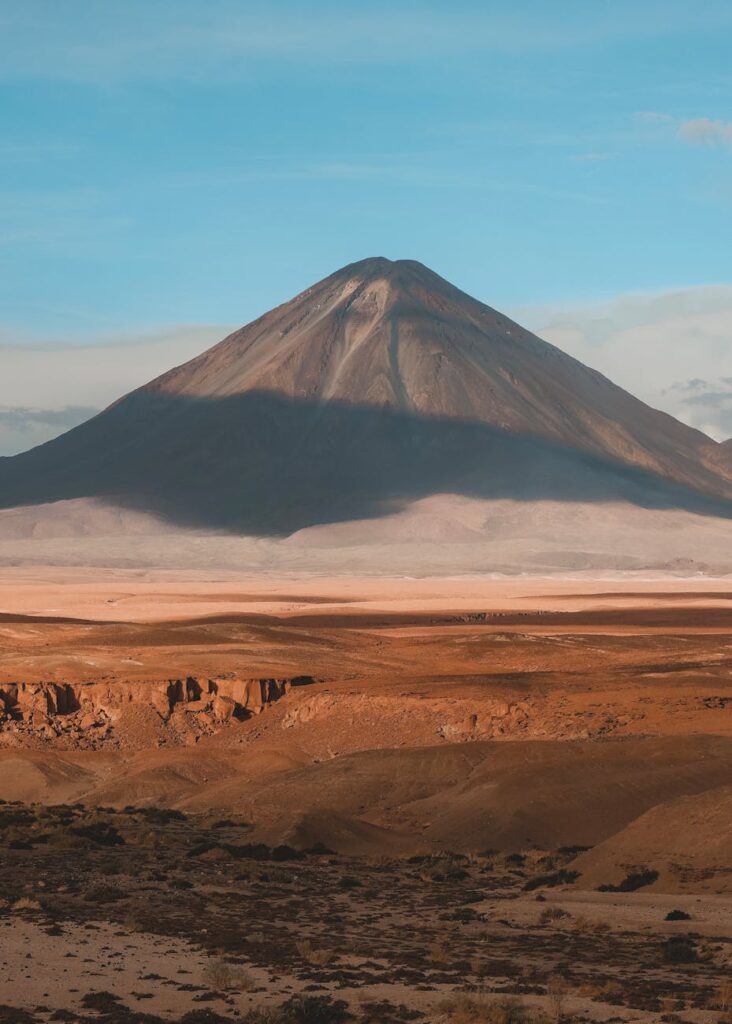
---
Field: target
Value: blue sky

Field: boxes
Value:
[2,1,732,453]
[2,0,732,335]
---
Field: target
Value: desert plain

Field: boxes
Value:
[0,568,730,1024]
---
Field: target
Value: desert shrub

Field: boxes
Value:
[662,936,697,964]
[539,907,569,924]
[279,995,349,1024]
[43,828,93,850]
[504,853,526,866]
[80,991,123,1012]
[304,842,335,856]
[438,993,536,1023]
[665,909,691,921]
[295,938,334,966]
[575,980,622,1004]
[258,867,292,884]
[202,957,255,991]
[715,980,732,1012]
[71,820,125,847]
[449,906,480,923]
[84,884,123,903]
[225,842,304,862]
[338,875,362,889]
[239,999,348,1024]
[428,941,452,965]
[359,1000,422,1023]
[12,897,42,914]
[524,870,579,892]
[570,914,609,934]
[242,1011,289,1024]
[545,976,568,1022]
[0,807,35,827]
[598,868,658,893]
[138,807,187,824]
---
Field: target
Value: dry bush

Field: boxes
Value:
[202,956,255,991]
[438,993,540,1024]
[719,980,732,1009]
[571,914,609,934]
[12,897,42,913]
[713,980,732,1017]
[295,937,335,966]
[429,941,453,965]
[243,1010,288,1024]
[469,956,484,975]
[120,912,145,932]
[596,980,623,1002]
[545,976,568,1021]
[539,907,569,925]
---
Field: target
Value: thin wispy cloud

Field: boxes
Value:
[678,117,732,146]
[636,111,732,149]
[158,159,609,206]
[2,2,732,81]
[0,187,132,255]
[635,111,675,124]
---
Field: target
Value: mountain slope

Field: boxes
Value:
[146,257,729,494]
[0,257,731,543]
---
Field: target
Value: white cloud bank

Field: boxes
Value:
[0,324,228,455]
[520,285,732,441]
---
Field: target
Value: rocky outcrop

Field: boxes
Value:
[0,675,315,749]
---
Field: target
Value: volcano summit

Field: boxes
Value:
[1,257,732,572]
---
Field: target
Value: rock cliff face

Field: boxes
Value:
[0,675,315,750]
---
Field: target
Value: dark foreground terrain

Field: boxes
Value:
[1,803,731,1024]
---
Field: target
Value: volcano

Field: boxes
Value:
[1,257,731,570]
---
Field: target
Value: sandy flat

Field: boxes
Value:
[1,566,732,622]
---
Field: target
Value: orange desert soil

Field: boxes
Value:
[1,570,731,1023]
[0,571,729,868]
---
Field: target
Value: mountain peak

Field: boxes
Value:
[337,256,429,275]
[131,257,732,500]
[329,256,468,301]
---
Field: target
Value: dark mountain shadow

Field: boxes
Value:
[0,389,730,536]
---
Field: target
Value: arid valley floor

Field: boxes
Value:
[0,572,730,1024]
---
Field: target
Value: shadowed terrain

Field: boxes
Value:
[2,389,732,535]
